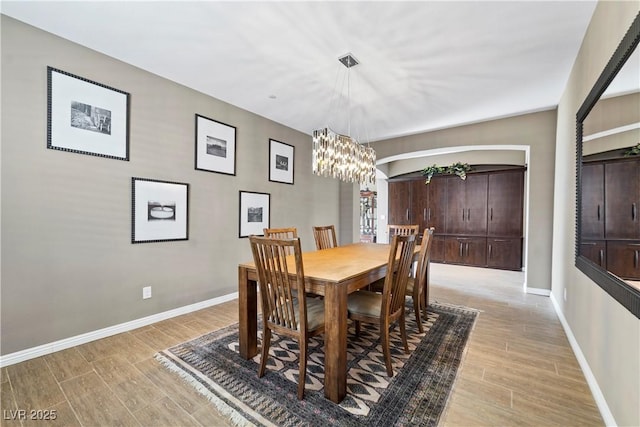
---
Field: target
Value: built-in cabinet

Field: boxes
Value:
[388,167,524,271]
[581,157,640,279]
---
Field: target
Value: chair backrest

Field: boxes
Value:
[412,227,435,301]
[263,227,298,255]
[312,225,338,250]
[381,233,418,318]
[388,224,419,238]
[249,236,307,333]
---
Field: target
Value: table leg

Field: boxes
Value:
[323,282,347,403]
[238,266,258,359]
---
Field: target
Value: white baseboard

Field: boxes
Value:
[525,286,551,296]
[549,293,616,426]
[0,292,238,368]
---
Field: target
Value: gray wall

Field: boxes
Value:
[0,16,339,355]
[552,2,640,426]
[371,110,558,292]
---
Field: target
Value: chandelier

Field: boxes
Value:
[312,54,376,185]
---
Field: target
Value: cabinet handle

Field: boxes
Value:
[406,209,409,221]
[467,208,471,221]
[633,203,637,221]
[459,242,463,257]
[462,209,465,222]
[465,242,469,256]
[428,208,431,221]
[599,249,604,267]
[490,207,493,221]
[597,205,600,221]
[488,244,492,259]
[635,250,639,269]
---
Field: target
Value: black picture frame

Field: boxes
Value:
[239,191,270,238]
[132,177,189,244]
[269,139,294,184]
[47,66,130,160]
[195,114,237,175]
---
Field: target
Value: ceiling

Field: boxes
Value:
[2,1,598,143]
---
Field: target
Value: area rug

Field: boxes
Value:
[156,302,478,427]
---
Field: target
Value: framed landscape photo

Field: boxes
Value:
[239,191,270,238]
[132,177,189,243]
[195,114,237,175]
[47,66,130,160]
[269,139,294,184]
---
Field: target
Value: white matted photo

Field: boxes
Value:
[132,177,189,243]
[269,139,294,184]
[48,66,129,160]
[239,191,270,238]
[195,114,237,175]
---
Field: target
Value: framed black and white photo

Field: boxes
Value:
[269,139,294,184]
[195,114,237,175]
[47,66,130,160]
[132,177,189,243]
[239,191,270,238]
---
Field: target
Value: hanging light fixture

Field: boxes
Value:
[312,53,376,185]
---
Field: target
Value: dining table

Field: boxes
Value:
[237,241,420,403]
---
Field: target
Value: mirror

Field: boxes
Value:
[576,12,640,318]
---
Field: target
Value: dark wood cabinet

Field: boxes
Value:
[607,241,640,280]
[581,163,605,240]
[445,175,488,235]
[580,240,606,268]
[487,238,522,270]
[488,170,524,237]
[444,236,487,267]
[605,159,640,239]
[388,167,524,271]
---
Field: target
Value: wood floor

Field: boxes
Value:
[1,263,603,426]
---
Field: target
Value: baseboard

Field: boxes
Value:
[550,293,616,426]
[525,286,551,296]
[0,292,238,368]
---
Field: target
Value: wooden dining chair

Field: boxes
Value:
[388,224,419,238]
[405,227,434,333]
[312,225,338,250]
[249,235,325,400]
[263,227,298,255]
[346,233,417,377]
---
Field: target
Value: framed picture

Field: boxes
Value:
[47,66,130,160]
[195,114,236,175]
[269,139,294,184]
[132,177,189,243]
[239,191,270,238]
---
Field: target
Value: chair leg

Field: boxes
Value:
[381,321,393,377]
[258,328,271,378]
[413,297,424,333]
[399,313,409,354]
[298,338,307,400]
[355,320,361,336]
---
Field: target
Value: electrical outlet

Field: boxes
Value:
[143,286,152,299]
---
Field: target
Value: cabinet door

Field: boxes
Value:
[487,238,522,270]
[465,174,488,234]
[426,176,447,233]
[605,160,640,239]
[580,240,606,268]
[581,163,605,240]
[412,179,430,232]
[445,177,466,234]
[607,241,640,280]
[431,235,445,263]
[444,236,486,266]
[388,181,412,225]
[488,170,524,237]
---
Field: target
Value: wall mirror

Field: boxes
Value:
[576,12,640,318]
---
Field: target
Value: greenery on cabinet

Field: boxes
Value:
[422,162,472,184]
[623,143,640,156]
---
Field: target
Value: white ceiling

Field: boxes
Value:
[2,1,598,142]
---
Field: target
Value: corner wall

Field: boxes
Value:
[551,2,640,426]
[0,16,340,356]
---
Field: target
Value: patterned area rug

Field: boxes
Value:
[156,302,478,427]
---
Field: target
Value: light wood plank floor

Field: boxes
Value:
[1,264,603,426]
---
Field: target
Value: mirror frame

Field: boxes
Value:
[575,12,640,319]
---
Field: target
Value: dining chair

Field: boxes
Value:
[405,227,434,333]
[388,224,419,238]
[249,235,325,400]
[346,233,417,377]
[312,225,338,250]
[263,227,298,255]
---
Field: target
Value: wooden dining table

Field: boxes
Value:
[237,242,419,403]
